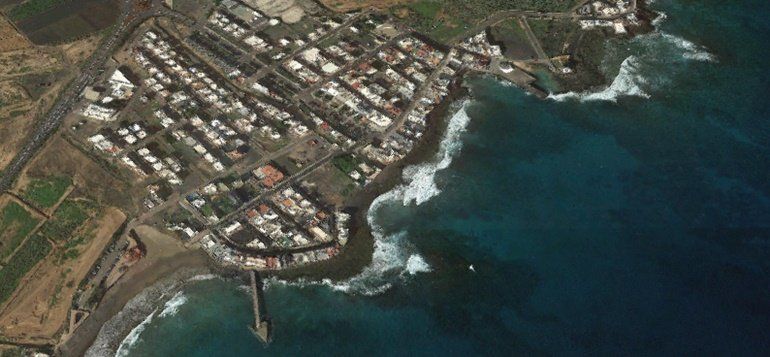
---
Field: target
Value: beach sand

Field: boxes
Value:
[57,226,213,357]
[57,77,469,355]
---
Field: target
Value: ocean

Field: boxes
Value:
[99,0,770,355]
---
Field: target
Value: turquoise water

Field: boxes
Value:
[111,0,770,355]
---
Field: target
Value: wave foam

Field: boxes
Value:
[158,291,187,318]
[651,11,668,27]
[269,102,473,296]
[87,271,210,357]
[400,104,472,205]
[115,310,156,357]
[660,33,716,62]
[188,273,217,282]
[405,255,432,275]
[549,56,649,102]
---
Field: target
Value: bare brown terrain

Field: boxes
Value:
[0,14,29,52]
[0,43,71,171]
[318,0,412,12]
[20,135,142,213]
[0,108,36,170]
[0,48,61,78]
[0,207,126,345]
[59,33,104,66]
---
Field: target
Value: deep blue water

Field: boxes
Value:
[114,0,770,355]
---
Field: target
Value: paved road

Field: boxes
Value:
[0,1,191,192]
[244,12,368,87]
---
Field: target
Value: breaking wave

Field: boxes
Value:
[87,270,211,357]
[158,291,188,318]
[188,273,218,282]
[548,5,716,103]
[549,56,649,102]
[405,255,432,275]
[400,102,472,205]
[269,102,472,295]
[114,311,156,357]
[652,11,668,27]
[660,33,716,62]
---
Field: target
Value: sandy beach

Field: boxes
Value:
[56,76,470,355]
[57,227,213,357]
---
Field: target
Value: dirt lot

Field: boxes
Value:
[0,207,126,345]
[0,80,32,119]
[0,68,72,171]
[59,33,104,66]
[19,135,144,214]
[0,14,29,52]
[0,48,61,78]
[300,161,357,207]
[0,108,35,171]
[318,0,412,12]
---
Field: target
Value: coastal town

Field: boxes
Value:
[0,0,650,354]
[70,0,643,272]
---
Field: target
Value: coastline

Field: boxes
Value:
[53,3,666,349]
[57,78,470,355]
[58,248,213,357]
[272,77,470,282]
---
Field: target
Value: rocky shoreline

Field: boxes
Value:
[56,75,470,356]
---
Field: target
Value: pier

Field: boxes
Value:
[249,270,272,344]
[487,57,549,99]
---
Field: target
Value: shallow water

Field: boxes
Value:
[111,0,770,355]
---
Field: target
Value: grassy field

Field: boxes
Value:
[528,18,578,56]
[0,201,40,260]
[332,154,360,174]
[395,0,580,42]
[19,176,72,209]
[490,19,537,60]
[8,0,64,21]
[36,199,94,242]
[0,233,52,304]
[14,0,118,45]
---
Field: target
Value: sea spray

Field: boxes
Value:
[268,102,473,295]
[401,104,473,205]
[548,29,715,102]
[659,33,716,62]
[85,284,168,357]
[114,311,156,357]
[158,291,188,318]
[549,56,650,102]
[86,270,213,357]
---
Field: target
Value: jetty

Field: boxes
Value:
[249,270,272,344]
[487,57,549,99]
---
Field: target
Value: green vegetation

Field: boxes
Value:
[0,202,40,260]
[20,176,72,208]
[489,19,537,59]
[0,234,52,304]
[396,0,580,42]
[527,18,578,56]
[200,203,215,217]
[37,199,94,242]
[54,231,92,264]
[8,0,65,21]
[332,154,360,175]
[0,347,27,357]
[212,195,238,216]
